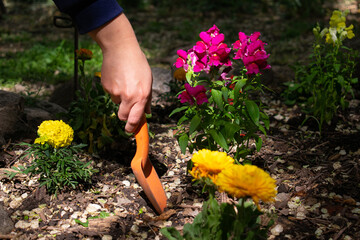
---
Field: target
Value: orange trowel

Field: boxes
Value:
[131,115,167,214]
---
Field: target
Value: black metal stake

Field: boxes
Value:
[53,15,79,100]
[74,27,79,96]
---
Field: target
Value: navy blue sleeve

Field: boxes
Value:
[53,0,123,34]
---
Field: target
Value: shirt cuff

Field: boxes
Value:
[74,0,123,34]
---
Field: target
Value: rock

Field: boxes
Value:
[102,235,113,240]
[86,204,102,215]
[24,107,53,129]
[0,90,69,144]
[35,100,67,116]
[270,224,283,236]
[151,67,171,97]
[122,180,131,187]
[0,90,28,141]
[0,203,14,234]
[14,220,30,229]
[30,219,39,229]
[25,99,67,129]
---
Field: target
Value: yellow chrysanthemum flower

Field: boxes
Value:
[189,149,235,182]
[36,120,74,148]
[216,164,277,208]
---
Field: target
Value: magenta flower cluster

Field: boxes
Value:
[233,31,271,75]
[178,83,208,105]
[175,25,232,73]
[175,25,270,105]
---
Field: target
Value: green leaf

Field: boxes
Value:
[160,227,184,240]
[337,75,344,86]
[169,106,188,117]
[177,115,189,125]
[189,114,201,135]
[260,112,270,130]
[234,79,246,100]
[333,63,341,73]
[221,87,229,102]
[74,219,89,227]
[211,89,224,111]
[224,123,241,140]
[351,78,358,84]
[245,100,260,126]
[255,136,262,152]
[178,134,189,154]
[186,71,193,84]
[208,129,229,151]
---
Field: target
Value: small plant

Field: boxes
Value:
[283,10,358,132]
[65,48,128,153]
[8,120,96,195]
[171,25,270,161]
[161,149,277,240]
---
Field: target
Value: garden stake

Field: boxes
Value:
[53,15,79,98]
[131,115,167,214]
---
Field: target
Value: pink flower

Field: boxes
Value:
[175,25,232,73]
[175,49,189,70]
[199,25,221,45]
[208,42,232,67]
[189,46,208,72]
[233,32,270,75]
[195,25,232,71]
[178,83,208,105]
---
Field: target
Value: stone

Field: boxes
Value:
[270,224,283,236]
[122,180,131,187]
[151,67,171,97]
[35,100,67,116]
[14,220,30,229]
[0,90,68,144]
[86,204,102,215]
[0,203,14,234]
[24,107,53,130]
[0,90,28,141]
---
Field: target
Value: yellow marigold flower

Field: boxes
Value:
[36,120,74,148]
[189,149,235,182]
[216,164,277,208]
[174,68,186,82]
[76,48,93,61]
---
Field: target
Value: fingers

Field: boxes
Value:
[118,100,147,133]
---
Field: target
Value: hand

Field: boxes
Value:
[89,14,152,133]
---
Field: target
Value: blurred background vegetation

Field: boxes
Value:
[0,0,353,92]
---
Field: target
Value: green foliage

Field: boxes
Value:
[171,69,269,161]
[0,40,102,87]
[0,40,72,85]
[7,142,96,195]
[283,17,358,132]
[64,57,128,153]
[74,211,111,227]
[161,197,273,240]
